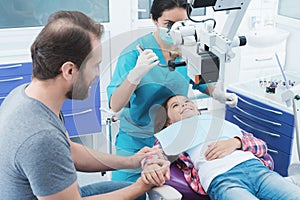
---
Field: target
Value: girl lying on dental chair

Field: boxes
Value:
[142,94,300,200]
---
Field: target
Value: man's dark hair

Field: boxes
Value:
[30,10,104,80]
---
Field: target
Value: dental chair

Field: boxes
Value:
[148,153,274,200]
[101,111,275,200]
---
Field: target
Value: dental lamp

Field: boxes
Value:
[168,0,250,90]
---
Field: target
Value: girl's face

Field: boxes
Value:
[166,95,199,125]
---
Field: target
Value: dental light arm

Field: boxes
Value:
[169,0,250,89]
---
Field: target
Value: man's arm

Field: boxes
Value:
[38,178,153,200]
[70,140,159,172]
[141,140,170,186]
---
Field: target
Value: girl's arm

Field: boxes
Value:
[239,130,268,158]
[205,130,267,160]
[141,140,170,186]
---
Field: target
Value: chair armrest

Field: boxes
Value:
[263,153,274,170]
[165,163,210,200]
[147,185,182,200]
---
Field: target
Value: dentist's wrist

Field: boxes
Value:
[127,69,141,85]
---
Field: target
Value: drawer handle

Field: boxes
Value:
[64,109,93,117]
[0,64,22,70]
[233,115,280,138]
[0,77,23,83]
[267,149,279,154]
[236,106,282,126]
[255,57,272,62]
[239,97,283,115]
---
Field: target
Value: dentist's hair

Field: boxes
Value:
[150,0,188,21]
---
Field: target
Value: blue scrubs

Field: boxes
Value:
[107,33,210,181]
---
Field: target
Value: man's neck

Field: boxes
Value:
[25,79,66,117]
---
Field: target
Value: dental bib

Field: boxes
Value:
[155,114,242,155]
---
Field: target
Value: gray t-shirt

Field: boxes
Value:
[0,84,77,199]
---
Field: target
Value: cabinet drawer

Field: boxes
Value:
[228,90,294,126]
[227,105,294,139]
[0,75,31,94]
[0,62,32,77]
[268,149,290,177]
[63,107,102,137]
[62,82,100,111]
[225,111,293,155]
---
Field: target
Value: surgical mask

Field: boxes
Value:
[159,27,175,45]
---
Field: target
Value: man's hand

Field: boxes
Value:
[135,177,157,192]
[129,146,164,169]
[141,158,170,186]
[205,137,242,160]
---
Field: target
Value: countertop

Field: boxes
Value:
[228,71,300,114]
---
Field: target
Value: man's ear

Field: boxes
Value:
[61,61,77,81]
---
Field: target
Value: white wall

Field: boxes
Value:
[104,0,133,37]
[277,24,300,73]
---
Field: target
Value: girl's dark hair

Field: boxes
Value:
[162,94,178,113]
[30,10,104,80]
[150,0,188,21]
[154,94,181,133]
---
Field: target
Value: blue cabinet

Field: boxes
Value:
[225,90,294,176]
[0,62,101,137]
[62,80,102,137]
[0,62,32,104]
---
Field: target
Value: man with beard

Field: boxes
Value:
[0,11,169,200]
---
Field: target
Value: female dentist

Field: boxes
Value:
[107,0,238,182]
